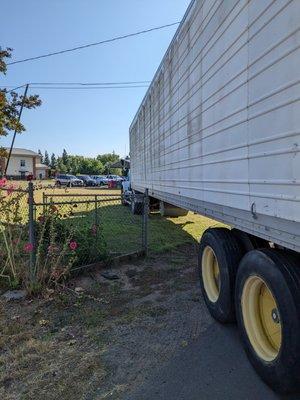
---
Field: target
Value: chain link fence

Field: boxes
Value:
[0,181,148,290]
[0,184,31,287]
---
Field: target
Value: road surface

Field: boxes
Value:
[128,322,299,400]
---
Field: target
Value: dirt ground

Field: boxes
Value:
[0,243,213,400]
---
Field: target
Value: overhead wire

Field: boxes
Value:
[7,22,180,65]
[29,81,151,86]
[0,81,151,91]
[26,85,149,89]
[0,84,27,93]
[0,83,149,92]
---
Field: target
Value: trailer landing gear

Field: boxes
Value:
[159,201,188,217]
[198,228,300,393]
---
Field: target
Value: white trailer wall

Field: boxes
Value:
[130,0,300,251]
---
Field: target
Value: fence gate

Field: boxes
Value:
[36,190,148,270]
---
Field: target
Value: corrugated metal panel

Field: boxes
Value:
[130,0,300,249]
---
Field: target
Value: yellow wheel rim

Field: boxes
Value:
[241,276,282,362]
[202,246,220,303]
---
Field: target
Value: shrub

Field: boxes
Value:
[0,182,109,293]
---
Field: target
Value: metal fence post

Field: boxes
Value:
[143,189,149,256]
[94,195,99,235]
[28,181,36,282]
[42,192,46,214]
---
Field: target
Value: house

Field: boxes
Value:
[0,148,50,179]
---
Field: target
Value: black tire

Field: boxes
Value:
[198,228,245,323]
[231,228,269,252]
[56,181,61,187]
[131,199,143,215]
[121,190,127,206]
[235,249,300,393]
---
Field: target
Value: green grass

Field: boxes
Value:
[53,202,224,256]
[148,212,223,252]
[2,180,225,269]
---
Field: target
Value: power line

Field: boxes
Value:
[30,81,151,86]
[1,81,151,89]
[26,85,149,89]
[7,22,180,66]
[1,84,149,91]
[1,84,27,93]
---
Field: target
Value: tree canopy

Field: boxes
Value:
[44,151,50,166]
[44,150,122,176]
[0,48,41,158]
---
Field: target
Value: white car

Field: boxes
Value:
[55,174,84,187]
[106,175,124,182]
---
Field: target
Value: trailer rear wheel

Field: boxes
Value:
[198,228,245,323]
[236,249,300,393]
[131,198,143,215]
[231,228,269,251]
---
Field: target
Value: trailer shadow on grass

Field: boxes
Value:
[55,200,224,258]
[99,203,224,255]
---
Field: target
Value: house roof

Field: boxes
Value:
[5,148,40,157]
[36,163,50,169]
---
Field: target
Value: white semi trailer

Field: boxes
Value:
[129,0,300,393]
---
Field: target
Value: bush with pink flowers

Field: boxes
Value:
[0,181,109,294]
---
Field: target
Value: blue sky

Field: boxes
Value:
[1,0,190,158]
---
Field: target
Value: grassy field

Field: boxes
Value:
[2,179,223,254]
[31,183,222,253]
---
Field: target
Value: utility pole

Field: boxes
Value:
[4,83,29,176]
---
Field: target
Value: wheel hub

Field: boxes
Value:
[201,246,220,303]
[271,308,280,324]
[241,276,282,362]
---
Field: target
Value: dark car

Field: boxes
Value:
[77,175,97,187]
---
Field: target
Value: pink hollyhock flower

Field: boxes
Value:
[6,184,16,196]
[24,243,34,252]
[38,215,45,223]
[48,245,59,254]
[91,224,97,236]
[69,241,78,251]
[0,178,7,187]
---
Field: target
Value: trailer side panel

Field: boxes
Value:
[130,0,300,251]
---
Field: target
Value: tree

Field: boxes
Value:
[44,151,50,166]
[57,157,68,174]
[96,151,119,166]
[38,149,43,163]
[96,152,120,174]
[62,149,68,165]
[50,153,56,169]
[0,48,41,158]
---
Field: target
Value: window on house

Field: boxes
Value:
[20,160,25,167]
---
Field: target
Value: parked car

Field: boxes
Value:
[77,175,97,187]
[106,175,124,182]
[55,174,83,187]
[91,175,108,186]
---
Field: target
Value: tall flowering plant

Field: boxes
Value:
[33,204,78,288]
[0,180,28,288]
[0,181,78,292]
